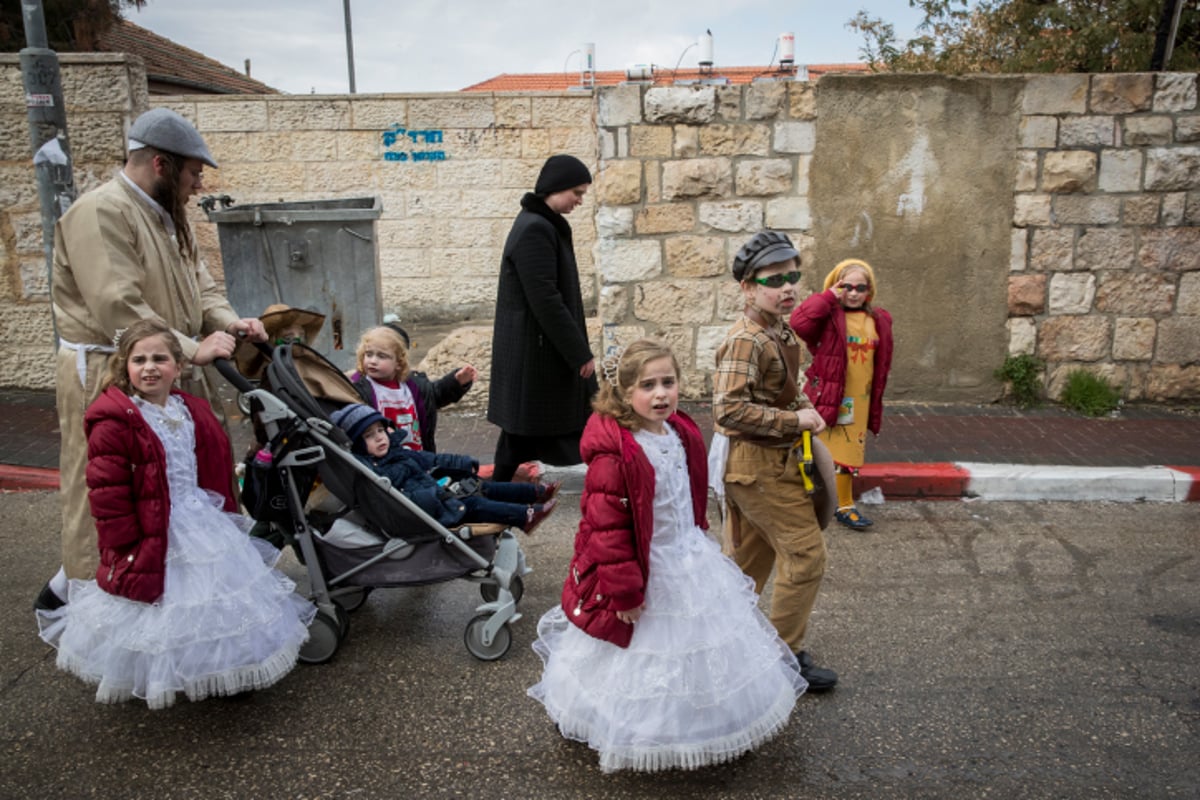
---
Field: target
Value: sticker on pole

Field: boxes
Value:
[26,93,54,108]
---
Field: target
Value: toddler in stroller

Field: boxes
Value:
[330,404,559,534]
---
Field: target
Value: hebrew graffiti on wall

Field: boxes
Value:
[382,125,447,162]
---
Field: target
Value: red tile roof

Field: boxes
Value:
[462,63,869,92]
[95,18,278,95]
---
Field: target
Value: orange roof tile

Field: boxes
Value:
[96,18,278,95]
[462,63,868,92]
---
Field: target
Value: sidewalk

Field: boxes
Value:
[2,386,1197,501]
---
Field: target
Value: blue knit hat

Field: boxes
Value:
[331,403,388,450]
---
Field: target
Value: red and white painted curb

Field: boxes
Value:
[857,462,1200,503]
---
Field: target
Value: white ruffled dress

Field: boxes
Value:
[37,395,315,710]
[528,421,806,773]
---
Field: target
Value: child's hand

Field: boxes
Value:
[456,364,477,384]
[616,605,643,625]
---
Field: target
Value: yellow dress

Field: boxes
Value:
[818,310,878,472]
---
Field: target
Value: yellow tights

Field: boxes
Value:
[836,471,855,511]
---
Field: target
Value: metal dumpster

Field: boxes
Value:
[206,196,384,371]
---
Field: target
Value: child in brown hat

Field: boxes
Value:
[235,304,326,379]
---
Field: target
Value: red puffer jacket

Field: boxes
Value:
[560,410,708,648]
[84,386,236,603]
[790,289,894,434]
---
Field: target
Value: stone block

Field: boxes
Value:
[1162,192,1187,225]
[64,112,126,162]
[1048,272,1095,314]
[1089,74,1154,114]
[1177,114,1200,143]
[744,83,786,120]
[629,125,673,157]
[634,281,715,324]
[1095,272,1176,315]
[787,83,816,120]
[1053,195,1121,225]
[1007,317,1037,356]
[735,159,793,196]
[598,84,643,126]
[1122,195,1160,225]
[1154,317,1200,363]
[1030,228,1075,272]
[665,236,727,278]
[548,127,597,154]
[531,96,592,127]
[716,281,745,320]
[635,204,696,234]
[1076,228,1136,272]
[1143,364,1200,400]
[1008,274,1046,315]
[1038,315,1110,361]
[444,128,523,158]
[674,125,699,157]
[196,100,269,132]
[1097,149,1142,193]
[773,121,815,154]
[644,87,717,124]
[645,161,661,203]
[1011,228,1029,271]
[407,96,496,128]
[267,99,351,131]
[1144,147,1200,191]
[1019,115,1058,148]
[1138,227,1200,271]
[599,284,630,322]
[765,197,811,230]
[522,128,550,159]
[1122,115,1173,146]
[594,239,662,282]
[493,97,532,128]
[1153,73,1198,113]
[596,206,634,238]
[1041,151,1096,192]
[436,159,503,187]
[1015,151,1039,191]
[1022,75,1089,115]
[1013,194,1052,227]
[716,86,742,121]
[661,158,732,200]
[1059,116,1115,148]
[698,124,771,157]
[1113,317,1157,360]
[500,158,542,190]
[349,98,408,129]
[208,162,305,194]
[699,201,764,233]
[1178,272,1200,315]
[596,160,643,205]
[460,188,524,218]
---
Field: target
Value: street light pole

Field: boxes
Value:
[343,0,357,94]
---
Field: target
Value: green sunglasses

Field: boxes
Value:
[752,270,802,289]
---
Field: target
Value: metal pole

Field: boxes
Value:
[343,0,357,94]
[20,0,75,345]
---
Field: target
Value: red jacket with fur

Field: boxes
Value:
[560,410,708,647]
[84,386,236,603]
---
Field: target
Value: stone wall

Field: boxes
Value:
[2,55,1197,405]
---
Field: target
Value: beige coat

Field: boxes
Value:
[52,174,238,579]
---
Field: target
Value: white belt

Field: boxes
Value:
[59,338,116,388]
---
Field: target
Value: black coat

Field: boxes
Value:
[487,193,597,437]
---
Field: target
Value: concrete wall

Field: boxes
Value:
[2,54,1198,406]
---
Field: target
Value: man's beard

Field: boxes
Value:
[150,173,181,218]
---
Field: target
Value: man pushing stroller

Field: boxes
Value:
[331,404,558,534]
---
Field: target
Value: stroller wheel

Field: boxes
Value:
[464,614,513,661]
[334,586,372,613]
[335,604,350,641]
[479,574,524,605]
[298,611,340,665]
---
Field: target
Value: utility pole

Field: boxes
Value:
[343,0,357,94]
[20,0,75,344]
[1150,0,1184,71]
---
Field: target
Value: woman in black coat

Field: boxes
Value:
[487,154,599,482]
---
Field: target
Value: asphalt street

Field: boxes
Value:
[3,492,1198,799]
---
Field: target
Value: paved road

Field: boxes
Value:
[4,493,1198,799]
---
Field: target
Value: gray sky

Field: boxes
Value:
[125,1,927,94]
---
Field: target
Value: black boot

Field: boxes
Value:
[34,581,66,612]
[796,650,838,693]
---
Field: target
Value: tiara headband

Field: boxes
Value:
[600,345,627,388]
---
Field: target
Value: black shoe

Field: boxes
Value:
[796,650,838,693]
[34,581,66,612]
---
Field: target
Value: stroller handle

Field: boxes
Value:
[213,356,254,393]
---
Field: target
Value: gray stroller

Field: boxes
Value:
[216,342,529,664]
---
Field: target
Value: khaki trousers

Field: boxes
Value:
[722,438,827,653]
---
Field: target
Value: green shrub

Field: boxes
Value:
[1059,369,1121,417]
[994,354,1045,408]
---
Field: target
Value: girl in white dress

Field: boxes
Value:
[37,318,314,709]
[528,338,806,773]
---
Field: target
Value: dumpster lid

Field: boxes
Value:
[205,196,382,224]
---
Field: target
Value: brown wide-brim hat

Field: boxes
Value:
[809,435,838,531]
[234,304,325,379]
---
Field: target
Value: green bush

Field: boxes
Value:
[994,354,1044,408]
[1059,370,1121,417]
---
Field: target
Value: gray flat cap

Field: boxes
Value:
[128,108,218,168]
